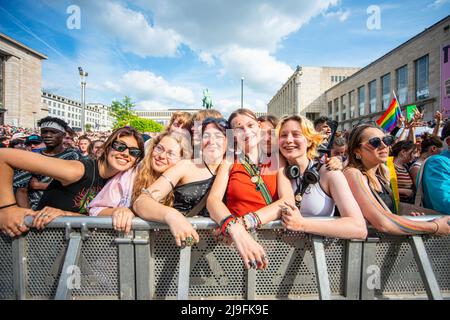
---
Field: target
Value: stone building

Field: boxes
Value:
[325,15,450,130]
[42,91,114,131]
[267,66,360,120]
[0,33,47,127]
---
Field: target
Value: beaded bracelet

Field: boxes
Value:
[224,217,240,237]
[220,215,236,237]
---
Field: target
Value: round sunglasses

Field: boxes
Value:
[364,135,395,149]
[111,140,142,158]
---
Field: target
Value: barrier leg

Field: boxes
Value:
[410,236,442,300]
[311,236,331,300]
[55,233,82,300]
[360,237,378,300]
[12,236,26,300]
[116,232,136,300]
[177,246,192,300]
[134,230,151,300]
[246,267,257,300]
[344,240,363,300]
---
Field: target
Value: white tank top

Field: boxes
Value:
[290,179,336,217]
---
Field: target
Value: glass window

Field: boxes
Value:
[381,73,391,110]
[369,80,376,113]
[396,65,408,105]
[341,94,346,120]
[358,86,365,116]
[334,98,339,114]
[328,101,332,116]
[415,55,429,100]
[349,90,355,118]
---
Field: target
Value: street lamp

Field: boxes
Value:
[241,77,244,109]
[78,66,88,132]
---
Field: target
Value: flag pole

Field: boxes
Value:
[392,90,402,116]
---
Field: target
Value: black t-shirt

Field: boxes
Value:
[36,159,107,214]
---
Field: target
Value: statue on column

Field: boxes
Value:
[202,88,213,109]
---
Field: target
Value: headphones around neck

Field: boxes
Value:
[284,161,320,187]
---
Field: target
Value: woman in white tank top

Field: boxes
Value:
[277,115,367,240]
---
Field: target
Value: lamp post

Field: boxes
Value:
[241,77,244,109]
[78,67,88,132]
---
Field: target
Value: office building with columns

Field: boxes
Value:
[267,66,360,120]
[0,33,48,127]
[325,15,450,130]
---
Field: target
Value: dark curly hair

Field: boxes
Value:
[37,116,70,132]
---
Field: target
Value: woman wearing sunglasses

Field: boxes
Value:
[277,115,367,240]
[207,109,294,270]
[0,127,145,237]
[88,131,192,234]
[133,117,228,247]
[343,124,450,236]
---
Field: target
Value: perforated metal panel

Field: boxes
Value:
[189,230,246,299]
[255,231,345,299]
[152,229,246,299]
[374,234,425,297]
[26,229,66,299]
[424,236,450,293]
[0,234,14,299]
[71,229,120,299]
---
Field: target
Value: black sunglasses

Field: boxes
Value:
[111,140,142,158]
[202,117,230,130]
[366,135,395,149]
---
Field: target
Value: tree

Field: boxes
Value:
[128,117,163,133]
[85,123,92,132]
[111,96,137,129]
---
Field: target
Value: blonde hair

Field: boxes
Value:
[131,132,192,205]
[165,111,193,132]
[192,109,222,123]
[276,115,323,160]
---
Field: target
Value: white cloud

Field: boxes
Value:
[428,0,450,8]
[138,0,339,54]
[219,47,294,94]
[98,2,181,57]
[106,70,195,106]
[323,9,351,22]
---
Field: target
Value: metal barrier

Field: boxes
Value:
[0,216,449,300]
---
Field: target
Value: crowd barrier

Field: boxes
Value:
[0,216,449,300]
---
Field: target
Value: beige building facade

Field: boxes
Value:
[326,15,450,130]
[267,66,360,120]
[0,33,47,127]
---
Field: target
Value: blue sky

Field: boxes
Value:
[0,0,449,116]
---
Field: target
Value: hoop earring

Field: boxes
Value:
[356,154,361,160]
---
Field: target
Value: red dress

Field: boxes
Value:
[225,161,278,217]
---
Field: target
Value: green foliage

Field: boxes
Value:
[128,117,163,133]
[85,123,92,132]
[110,96,163,132]
[111,96,137,129]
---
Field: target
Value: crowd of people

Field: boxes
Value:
[0,108,449,270]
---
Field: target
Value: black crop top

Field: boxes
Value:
[172,177,215,217]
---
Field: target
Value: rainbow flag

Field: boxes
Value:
[386,156,400,214]
[376,96,401,132]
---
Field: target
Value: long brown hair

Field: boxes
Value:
[131,132,192,205]
[346,124,389,192]
[99,126,144,166]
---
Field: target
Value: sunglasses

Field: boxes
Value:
[111,140,142,158]
[364,135,395,149]
[202,117,230,130]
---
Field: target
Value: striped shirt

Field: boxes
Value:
[394,163,414,202]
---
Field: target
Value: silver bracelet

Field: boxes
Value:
[161,174,175,189]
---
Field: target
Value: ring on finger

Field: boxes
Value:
[185,236,195,246]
